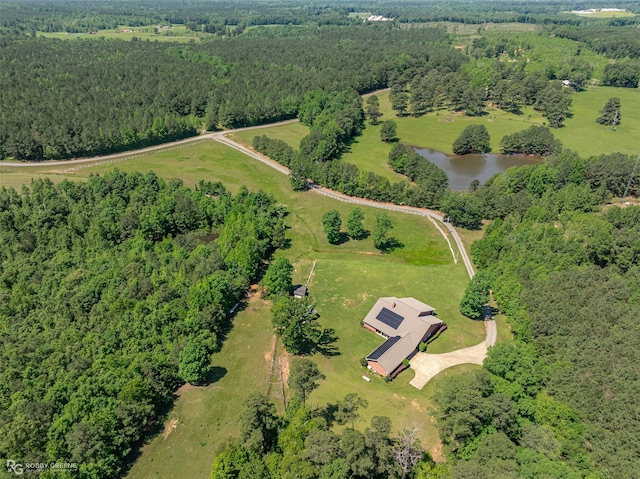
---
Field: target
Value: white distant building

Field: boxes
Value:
[367,15,394,22]
[570,8,626,14]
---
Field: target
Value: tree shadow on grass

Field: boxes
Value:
[379,237,404,253]
[298,328,340,357]
[335,232,351,245]
[204,365,227,386]
[315,402,339,428]
[315,328,340,357]
[351,229,370,241]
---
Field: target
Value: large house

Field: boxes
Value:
[363,297,447,378]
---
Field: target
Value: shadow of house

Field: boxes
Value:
[363,297,447,379]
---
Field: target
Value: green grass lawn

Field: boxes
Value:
[555,86,640,156]
[231,122,309,152]
[126,296,275,479]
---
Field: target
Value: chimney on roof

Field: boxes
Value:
[392,302,396,308]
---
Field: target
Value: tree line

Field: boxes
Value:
[253,90,450,210]
[0,171,287,478]
[388,62,574,128]
[211,359,432,479]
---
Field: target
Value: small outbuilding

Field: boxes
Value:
[293,285,308,299]
[363,297,447,378]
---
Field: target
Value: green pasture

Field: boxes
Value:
[556,86,640,156]
[126,297,275,479]
[232,122,309,153]
[403,21,539,47]
[39,25,210,43]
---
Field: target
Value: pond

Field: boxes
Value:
[414,147,542,191]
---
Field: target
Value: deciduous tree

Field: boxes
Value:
[321,209,342,244]
[441,192,482,229]
[272,296,321,355]
[178,339,211,385]
[372,211,395,251]
[365,95,382,125]
[262,257,293,298]
[380,120,397,143]
[452,124,491,155]
[238,393,279,453]
[596,97,621,129]
[346,207,366,239]
[288,358,325,405]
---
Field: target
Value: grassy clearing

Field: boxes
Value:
[231,122,308,151]
[567,11,635,18]
[555,86,640,156]
[403,22,539,48]
[39,25,211,43]
[127,296,275,479]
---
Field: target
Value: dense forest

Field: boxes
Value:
[0,26,452,160]
[0,171,287,478]
[2,0,639,33]
[447,150,640,478]
[2,0,639,161]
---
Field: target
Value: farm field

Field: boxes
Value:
[1,139,492,478]
[567,10,636,18]
[231,86,640,184]
[39,24,213,43]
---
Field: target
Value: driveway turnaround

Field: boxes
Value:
[409,319,496,390]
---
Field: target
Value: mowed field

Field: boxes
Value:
[232,86,640,184]
[39,24,214,43]
[1,140,491,478]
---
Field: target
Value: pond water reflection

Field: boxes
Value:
[414,147,541,191]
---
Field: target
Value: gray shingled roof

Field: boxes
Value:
[364,297,444,374]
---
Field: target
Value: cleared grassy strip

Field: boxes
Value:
[568,11,636,18]
[231,121,309,151]
[126,296,276,479]
[39,25,210,43]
